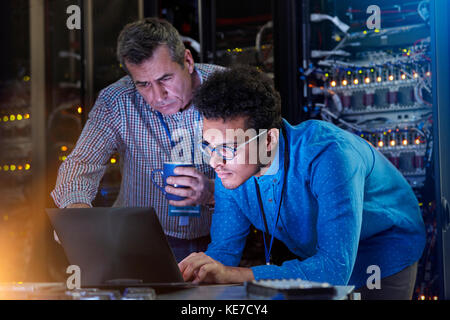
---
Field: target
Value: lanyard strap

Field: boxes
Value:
[255,180,283,265]
[255,127,288,265]
[156,111,201,162]
[156,112,176,148]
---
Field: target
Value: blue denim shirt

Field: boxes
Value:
[205,119,426,288]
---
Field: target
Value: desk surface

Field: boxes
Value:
[157,284,355,300]
[0,282,355,300]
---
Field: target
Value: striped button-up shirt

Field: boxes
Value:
[51,64,224,239]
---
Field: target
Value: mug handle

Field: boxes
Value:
[151,169,166,194]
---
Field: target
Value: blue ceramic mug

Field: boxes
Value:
[151,162,193,201]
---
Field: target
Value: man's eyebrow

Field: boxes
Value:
[156,73,174,81]
[134,73,173,85]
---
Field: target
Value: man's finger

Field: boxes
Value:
[165,186,195,198]
[182,257,210,281]
[173,166,201,178]
[180,254,212,281]
[178,252,200,273]
[53,230,61,244]
[193,264,215,284]
[167,176,197,188]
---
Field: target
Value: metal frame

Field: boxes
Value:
[81,0,95,120]
[28,0,48,281]
[198,0,216,63]
[431,0,450,300]
[138,0,145,19]
[271,0,309,125]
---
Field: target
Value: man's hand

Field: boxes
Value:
[66,203,91,208]
[165,167,214,207]
[178,252,254,284]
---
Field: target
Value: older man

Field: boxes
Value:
[51,18,224,261]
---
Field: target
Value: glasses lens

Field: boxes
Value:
[217,146,236,160]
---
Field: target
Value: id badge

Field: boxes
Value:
[168,205,201,217]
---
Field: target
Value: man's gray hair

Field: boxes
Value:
[117,17,186,74]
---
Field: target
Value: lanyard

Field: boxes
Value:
[254,127,288,265]
[156,111,201,163]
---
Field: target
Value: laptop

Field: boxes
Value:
[47,207,196,290]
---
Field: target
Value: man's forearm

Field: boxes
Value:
[227,266,255,283]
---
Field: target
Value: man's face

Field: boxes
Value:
[202,117,265,190]
[126,45,195,115]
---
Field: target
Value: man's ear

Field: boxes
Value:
[265,128,280,153]
[184,49,195,73]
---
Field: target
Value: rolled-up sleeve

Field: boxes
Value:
[50,92,121,208]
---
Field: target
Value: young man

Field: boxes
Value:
[179,66,426,299]
[51,18,224,261]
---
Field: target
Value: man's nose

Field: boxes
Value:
[209,152,224,169]
[153,84,167,103]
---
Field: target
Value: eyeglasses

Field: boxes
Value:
[199,130,267,161]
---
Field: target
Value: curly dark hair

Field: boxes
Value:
[117,18,186,74]
[193,65,282,130]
